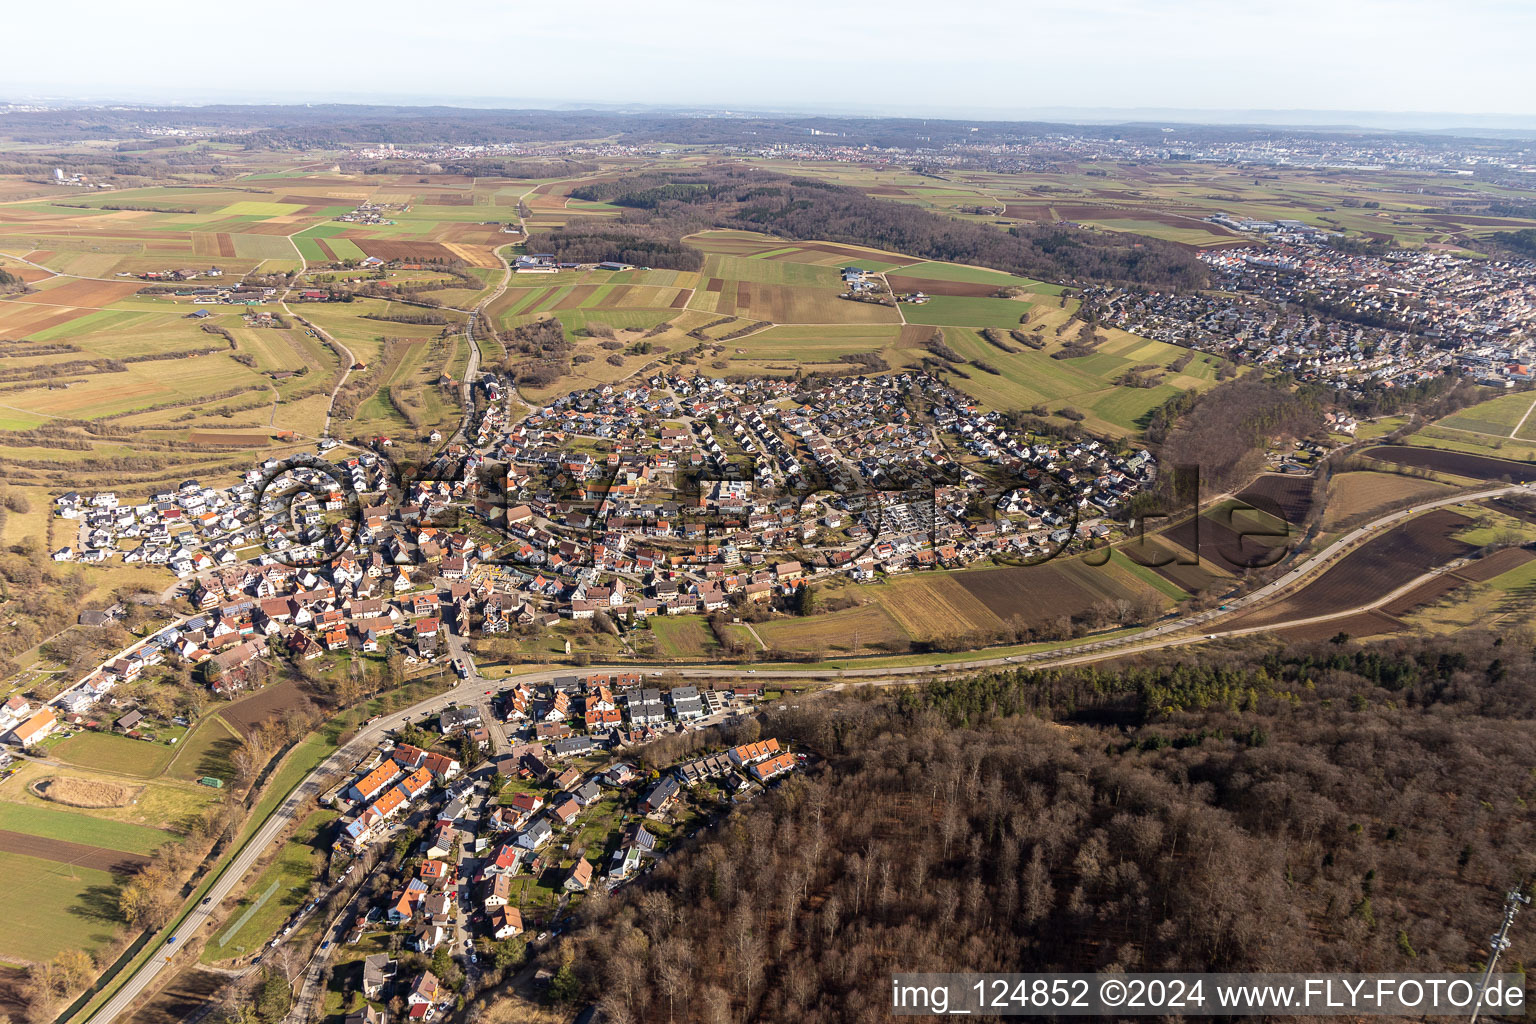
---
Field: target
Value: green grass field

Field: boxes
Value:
[165,715,243,784]
[902,295,1038,329]
[53,732,179,778]
[899,261,1062,292]
[0,849,122,959]
[648,616,719,659]
[0,802,173,856]
[1436,389,1536,438]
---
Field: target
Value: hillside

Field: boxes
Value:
[532,634,1536,1023]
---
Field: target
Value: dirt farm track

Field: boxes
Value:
[0,829,152,873]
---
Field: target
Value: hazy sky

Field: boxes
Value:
[5,0,1535,123]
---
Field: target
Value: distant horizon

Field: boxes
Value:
[4,93,1536,137]
[5,0,1534,133]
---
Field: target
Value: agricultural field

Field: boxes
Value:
[1435,389,1536,438]
[1362,445,1536,483]
[1236,473,1316,532]
[0,758,220,833]
[647,615,719,659]
[1223,507,1480,629]
[4,167,1238,454]
[0,848,123,960]
[934,324,1228,436]
[53,731,180,778]
[486,228,1228,432]
[1320,470,1457,529]
[948,555,1169,627]
[164,714,243,785]
[746,157,1536,252]
[1136,498,1296,592]
[752,602,911,656]
[1394,426,1536,464]
[0,169,533,493]
[752,551,1173,656]
[0,802,173,857]
[0,752,219,971]
[0,683,307,984]
[1401,547,1536,634]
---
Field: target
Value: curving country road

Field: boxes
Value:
[443,242,520,449]
[79,483,1530,1024]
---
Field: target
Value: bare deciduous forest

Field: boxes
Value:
[533,635,1536,1024]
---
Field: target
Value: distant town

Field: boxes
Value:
[1083,238,1536,393]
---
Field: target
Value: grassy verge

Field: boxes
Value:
[60,730,340,1024]
[203,809,337,963]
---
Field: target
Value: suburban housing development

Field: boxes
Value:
[3,52,1536,1024]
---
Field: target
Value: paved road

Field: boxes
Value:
[447,245,513,446]
[81,484,1528,1024]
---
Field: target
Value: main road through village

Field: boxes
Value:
[79,483,1531,1024]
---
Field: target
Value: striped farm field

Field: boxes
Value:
[693,275,898,323]
[0,300,92,337]
[878,573,1009,637]
[12,277,143,308]
[548,308,677,335]
[753,602,910,655]
[954,556,1167,623]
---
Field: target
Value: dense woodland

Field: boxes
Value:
[535,167,1210,288]
[535,634,1536,1024]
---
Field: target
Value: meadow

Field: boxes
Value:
[0,849,122,960]
[0,802,172,857]
[53,732,180,778]
[1434,389,1536,440]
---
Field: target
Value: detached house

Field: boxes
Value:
[6,708,57,746]
[564,858,594,892]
